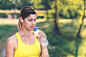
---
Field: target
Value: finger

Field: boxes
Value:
[39,34,47,39]
[43,35,47,39]
[38,31,44,35]
[39,32,45,36]
[38,31,47,39]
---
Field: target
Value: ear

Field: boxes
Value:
[19,17,23,23]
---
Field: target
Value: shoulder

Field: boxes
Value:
[6,34,17,48]
[7,34,17,44]
[5,34,18,56]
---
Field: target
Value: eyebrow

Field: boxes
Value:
[27,18,37,20]
[28,18,32,19]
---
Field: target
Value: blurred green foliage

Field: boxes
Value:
[0,25,18,42]
[36,20,86,57]
[0,0,85,19]
[0,13,7,18]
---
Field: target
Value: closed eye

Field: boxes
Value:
[34,19,36,21]
[28,19,33,22]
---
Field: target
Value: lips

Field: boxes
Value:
[30,26,34,28]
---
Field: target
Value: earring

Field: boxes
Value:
[22,21,23,23]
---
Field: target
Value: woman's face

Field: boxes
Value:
[23,14,37,31]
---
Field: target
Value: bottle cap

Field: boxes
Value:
[34,27,38,31]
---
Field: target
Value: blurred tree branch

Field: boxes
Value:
[76,0,85,38]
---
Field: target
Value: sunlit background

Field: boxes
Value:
[0,0,86,57]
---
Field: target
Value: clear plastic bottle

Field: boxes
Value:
[34,27,49,48]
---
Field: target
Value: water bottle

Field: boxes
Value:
[34,27,49,48]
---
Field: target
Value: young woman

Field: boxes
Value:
[5,6,49,57]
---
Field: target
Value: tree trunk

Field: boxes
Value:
[76,0,85,38]
[54,0,61,36]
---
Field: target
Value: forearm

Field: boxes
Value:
[41,47,49,57]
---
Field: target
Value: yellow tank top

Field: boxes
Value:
[14,32,41,57]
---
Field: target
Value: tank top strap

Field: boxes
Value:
[15,32,21,42]
[15,31,37,44]
[16,31,36,42]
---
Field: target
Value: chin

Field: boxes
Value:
[30,29,34,31]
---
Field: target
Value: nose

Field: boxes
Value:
[32,20,36,25]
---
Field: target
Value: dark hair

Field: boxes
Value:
[20,6,37,19]
[18,6,37,30]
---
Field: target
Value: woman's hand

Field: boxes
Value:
[36,30,47,39]
[36,30,48,48]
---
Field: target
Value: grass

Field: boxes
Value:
[0,18,86,57]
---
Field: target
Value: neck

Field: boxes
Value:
[19,26,32,37]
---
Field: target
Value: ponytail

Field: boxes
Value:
[18,19,22,30]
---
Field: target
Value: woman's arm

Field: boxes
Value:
[38,31,49,57]
[41,47,49,57]
[5,38,15,57]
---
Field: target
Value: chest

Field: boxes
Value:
[15,35,35,49]
[21,35,35,45]
[14,37,41,57]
